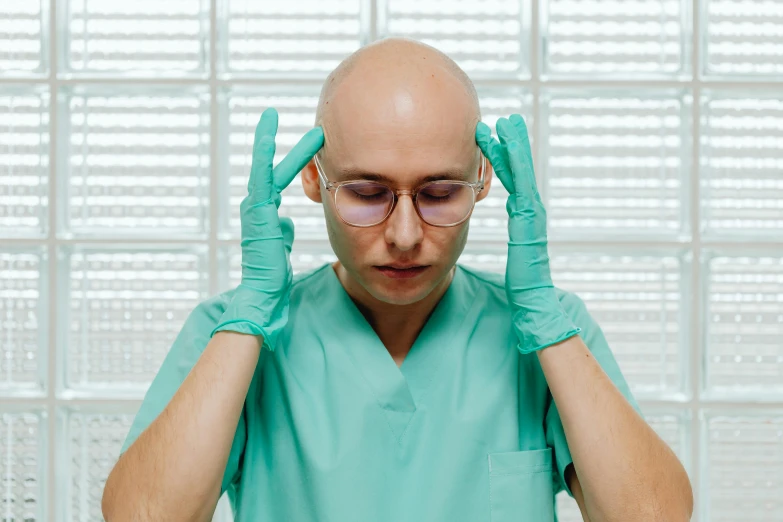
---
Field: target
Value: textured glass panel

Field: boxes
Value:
[60,87,210,238]
[220,0,364,77]
[0,0,46,75]
[704,0,783,78]
[556,409,690,521]
[704,252,783,397]
[550,250,688,397]
[542,0,688,78]
[59,246,208,396]
[62,0,208,75]
[218,242,336,292]
[468,87,533,243]
[542,90,691,239]
[703,411,783,521]
[0,86,49,237]
[458,246,689,397]
[0,248,46,396]
[219,87,323,240]
[57,407,136,522]
[700,92,783,238]
[0,408,46,521]
[379,0,530,78]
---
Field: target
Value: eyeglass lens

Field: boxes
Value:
[334,181,475,226]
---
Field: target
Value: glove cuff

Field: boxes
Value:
[210,285,290,352]
[510,289,582,354]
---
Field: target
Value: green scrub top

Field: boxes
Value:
[120,262,642,522]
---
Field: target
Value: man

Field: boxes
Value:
[102,38,693,522]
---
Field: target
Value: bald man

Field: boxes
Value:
[102,38,693,522]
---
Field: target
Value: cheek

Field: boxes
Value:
[324,206,371,261]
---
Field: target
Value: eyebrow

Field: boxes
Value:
[335,168,470,185]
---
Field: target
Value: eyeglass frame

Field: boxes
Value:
[313,151,487,228]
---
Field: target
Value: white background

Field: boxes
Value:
[0,0,781,520]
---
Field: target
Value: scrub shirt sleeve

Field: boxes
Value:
[544,289,643,498]
[118,292,247,496]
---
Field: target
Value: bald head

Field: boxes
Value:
[316,37,480,128]
[314,38,481,170]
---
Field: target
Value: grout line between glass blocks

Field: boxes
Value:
[47,1,57,520]
[690,0,703,518]
[209,0,218,298]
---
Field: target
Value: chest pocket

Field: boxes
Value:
[488,448,555,522]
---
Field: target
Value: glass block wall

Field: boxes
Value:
[1,1,781,521]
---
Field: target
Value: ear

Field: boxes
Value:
[300,158,323,203]
[475,153,493,202]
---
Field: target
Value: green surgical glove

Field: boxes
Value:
[476,115,581,354]
[210,108,324,351]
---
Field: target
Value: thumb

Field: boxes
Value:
[280,217,295,254]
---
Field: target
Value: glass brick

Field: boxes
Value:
[468,87,533,243]
[218,0,365,78]
[56,406,137,521]
[60,0,209,76]
[58,245,209,397]
[218,242,336,293]
[218,87,324,240]
[0,0,47,76]
[703,0,783,78]
[0,86,49,237]
[378,0,531,78]
[541,89,691,239]
[541,0,690,79]
[0,247,47,396]
[0,408,47,522]
[700,91,783,238]
[58,86,210,238]
[550,249,689,397]
[702,410,783,521]
[704,252,783,397]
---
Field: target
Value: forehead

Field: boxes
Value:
[320,67,478,179]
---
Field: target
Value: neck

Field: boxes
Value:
[332,261,455,366]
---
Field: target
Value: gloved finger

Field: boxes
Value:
[506,140,537,206]
[496,117,523,153]
[248,108,279,199]
[273,126,325,193]
[508,114,542,203]
[476,121,514,194]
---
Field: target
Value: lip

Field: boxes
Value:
[374,265,430,279]
[383,264,427,270]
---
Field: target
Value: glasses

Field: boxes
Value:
[314,152,486,227]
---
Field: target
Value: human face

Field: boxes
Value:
[303,52,492,306]
[315,145,488,306]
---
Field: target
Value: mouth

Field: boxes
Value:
[374,265,430,279]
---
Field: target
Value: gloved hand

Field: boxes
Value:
[476,114,580,354]
[211,108,324,351]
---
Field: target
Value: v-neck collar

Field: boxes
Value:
[320,263,469,444]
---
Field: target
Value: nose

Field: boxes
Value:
[383,194,424,252]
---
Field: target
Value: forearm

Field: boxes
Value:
[537,335,693,522]
[102,331,262,522]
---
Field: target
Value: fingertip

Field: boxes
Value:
[509,113,527,128]
[496,117,520,142]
